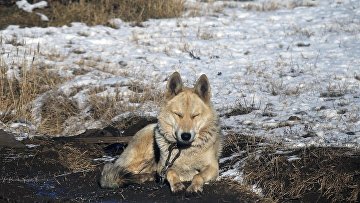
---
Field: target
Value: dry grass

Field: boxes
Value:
[88,82,163,124]
[197,28,215,40]
[222,133,359,202]
[223,98,260,118]
[0,0,185,29]
[0,43,162,135]
[243,146,360,202]
[0,59,65,124]
[220,132,273,178]
[242,0,316,12]
[0,5,42,29]
[38,92,79,135]
[223,133,261,157]
[127,82,163,104]
[58,143,97,171]
[320,82,349,98]
[88,92,127,122]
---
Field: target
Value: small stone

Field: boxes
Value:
[288,116,301,121]
[302,131,317,138]
[337,109,347,114]
[314,106,328,111]
[262,112,277,117]
[296,42,310,47]
[295,111,307,115]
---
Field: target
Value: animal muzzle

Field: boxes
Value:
[176,131,195,146]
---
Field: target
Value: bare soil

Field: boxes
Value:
[0,121,260,203]
[1,118,358,202]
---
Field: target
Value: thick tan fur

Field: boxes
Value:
[100,72,222,194]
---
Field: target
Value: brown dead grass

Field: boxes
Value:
[38,92,79,135]
[222,133,359,202]
[223,98,260,118]
[0,0,185,29]
[243,146,359,202]
[0,5,42,29]
[58,143,97,171]
[222,132,267,157]
[218,178,263,202]
[127,82,163,104]
[243,0,316,11]
[88,82,163,124]
[0,59,65,124]
[88,92,126,122]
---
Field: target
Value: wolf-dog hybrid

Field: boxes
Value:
[100,72,222,193]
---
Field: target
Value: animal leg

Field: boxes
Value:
[186,165,218,193]
[166,169,185,193]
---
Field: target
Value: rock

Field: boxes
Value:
[296,42,310,47]
[302,131,317,138]
[262,111,277,117]
[295,111,307,115]
[314,105,328,111]
[337,109,347,114]
[288,115,301,121]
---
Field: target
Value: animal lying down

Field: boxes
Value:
[100,72,222,194]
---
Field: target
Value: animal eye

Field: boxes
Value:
[174,112,183,118]
[191,113,200,119]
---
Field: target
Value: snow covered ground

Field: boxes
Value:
[1,0,359,149]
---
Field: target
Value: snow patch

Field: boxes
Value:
[93,156,116,163]
[16,0,49,22]
[16,0,47,13]
[1,0,359,146]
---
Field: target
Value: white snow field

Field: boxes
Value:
[1,0,359,150]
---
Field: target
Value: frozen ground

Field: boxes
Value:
[1,0,359,150]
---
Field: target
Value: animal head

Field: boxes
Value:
[158,72,218,148]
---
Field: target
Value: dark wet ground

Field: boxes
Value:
[0,126,260,203]
[2,118,357,203]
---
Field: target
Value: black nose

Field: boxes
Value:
[181,133,191,141]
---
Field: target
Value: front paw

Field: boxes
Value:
[186,183,203,194]
[171,182,185,193]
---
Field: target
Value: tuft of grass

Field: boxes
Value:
[320,82,349,98]
[88,82,162,124]
[222,133,359,202]
[266,80,284,96]
[197,28,215,40]
[222,132,267,158]
[59,143,97,171]
[38,92,79,135]
[0,0,185,29]
[223,98,259,118]
[242,0,316,12]
[0,59,65,124]
[243,147,360,202]
[127,82,163,104]
[88,91,127,122]
[290,26,315,38]
[0,5,44,29]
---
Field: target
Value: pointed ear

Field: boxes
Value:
[194,74,211,102]
[166,72,183,99]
